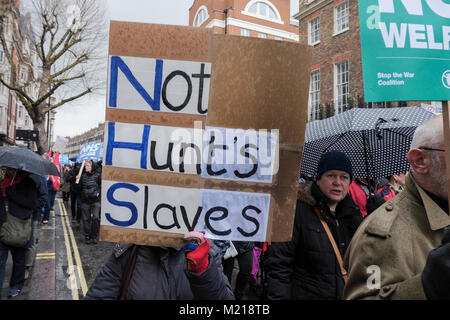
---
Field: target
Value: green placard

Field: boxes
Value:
[358,0,450,102]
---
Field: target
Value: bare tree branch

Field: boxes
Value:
[42,87,92,112]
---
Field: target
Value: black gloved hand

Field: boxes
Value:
[421,227,450,300]
[366,193,386,215]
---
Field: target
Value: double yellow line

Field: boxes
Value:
[58,199,88,300]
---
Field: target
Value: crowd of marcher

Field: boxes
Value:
[0,117,449,300]
[0,154,102,299]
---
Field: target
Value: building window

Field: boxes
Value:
[334,1,349,34]
[258,32,267,39]
[274,36,283,41]
[334,60,349,114]
[0,47,3,62]
[244,0,282,22]
[20,70,27,82]
[309,70,320,121]
[308,17,320,45]
[194,6,209,27]
[1,17,7,34]
[371,102,386,108]
[241,28,250,37]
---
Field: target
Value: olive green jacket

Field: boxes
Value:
[343,174,450,300]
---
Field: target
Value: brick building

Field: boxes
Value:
[189,0,299,42]
[1,0,54,148]
[294,0,419,121]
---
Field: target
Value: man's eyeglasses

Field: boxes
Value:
[418,147,445,152]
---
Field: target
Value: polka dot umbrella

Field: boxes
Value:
[300,107,437,182]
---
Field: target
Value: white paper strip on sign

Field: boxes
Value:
[101,180,271,242]
[201,126,279,183]
[104,122,278,183]
[107,56,211,115]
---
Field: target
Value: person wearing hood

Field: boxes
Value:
[79,160,102,245]
[264,151,362,299]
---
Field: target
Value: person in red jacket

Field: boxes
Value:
[348,178,386,218]
[376,173,407,202]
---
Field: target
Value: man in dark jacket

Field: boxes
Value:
[264,151,362,300]
[84,238,234,300]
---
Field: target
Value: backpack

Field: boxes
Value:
[0,210,32,247]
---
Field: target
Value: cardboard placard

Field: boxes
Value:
[100,21,311,246]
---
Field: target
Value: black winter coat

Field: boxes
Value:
[265,182,362,300]
[84,242,234,300]
[79,163,101,204]
[67,166,81,194]
[0,174,39,225]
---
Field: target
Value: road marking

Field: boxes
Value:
[41,226,56,230]
[36,252,56,260]
[59,199,79,300]
[60,199,89,296]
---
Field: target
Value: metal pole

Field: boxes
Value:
[442,101,450,203]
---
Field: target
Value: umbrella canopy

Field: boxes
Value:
[300,107,437,180]
[0,146,60,176]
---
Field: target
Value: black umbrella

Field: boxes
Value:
[0,146,59,176]
[300,107,437,182]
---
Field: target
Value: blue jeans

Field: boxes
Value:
[0,242,26,298]
[43,189,57,221]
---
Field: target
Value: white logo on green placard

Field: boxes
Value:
[443,70,450,89]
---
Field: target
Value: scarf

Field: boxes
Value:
[1,170,28,197]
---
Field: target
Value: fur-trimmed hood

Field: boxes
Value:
[297,182,316,207]
[297,181,361,218]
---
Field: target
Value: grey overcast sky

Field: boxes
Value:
[54,0,299,139]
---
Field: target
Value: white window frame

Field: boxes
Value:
[334,60,349,114]
[241,28,250,37]
[258,32,267,39]
[334,1,349,35]
[194,6,209,27]
[308,16,320,45]
[308,70,320,121]
[242,0,283,24]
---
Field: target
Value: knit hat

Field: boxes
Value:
[315,150,353,181]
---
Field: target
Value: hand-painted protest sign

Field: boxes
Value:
[358,0,450,101]
[77,142,103,162]
[53,136,69,153]
[59,154,70,166]
[100,22,311,246]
